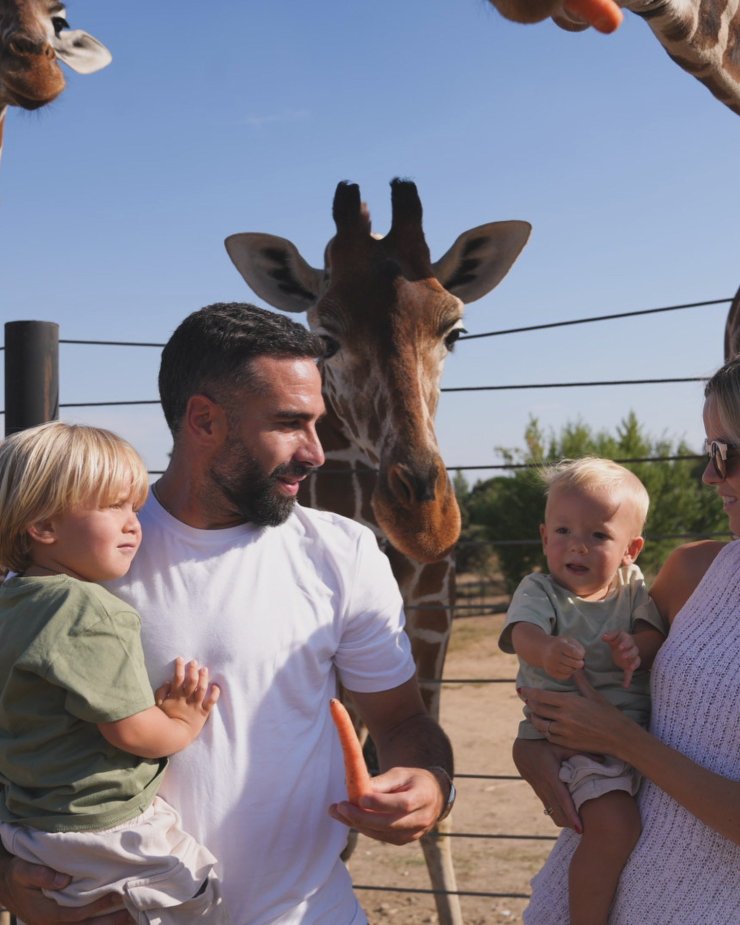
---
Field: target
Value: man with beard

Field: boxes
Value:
[0,303,454,925]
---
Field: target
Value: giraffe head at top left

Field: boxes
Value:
[0,1,110,154]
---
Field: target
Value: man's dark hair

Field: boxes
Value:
[159,302,324,436]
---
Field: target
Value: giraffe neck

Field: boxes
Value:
[627,0,740,115]
[298,400,457,719]
[300,399,381,528]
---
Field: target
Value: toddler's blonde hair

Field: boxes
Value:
[0,422,148,572]
[541,456,649,533]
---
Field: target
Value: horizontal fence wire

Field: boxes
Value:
[457,296,732,341]
[0,378,712,417]
[353,885,532,899]
[441,376,706,392]
[154,455,708,480]
[449,454,703,471]
[1,295,729,353]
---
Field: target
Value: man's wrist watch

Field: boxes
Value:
[428,765,456,822]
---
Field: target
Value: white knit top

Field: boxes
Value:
[524,541,740,924]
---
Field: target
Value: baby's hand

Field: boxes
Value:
[543,636,586,681]
[155,657,220,739]
[603,631,640,688]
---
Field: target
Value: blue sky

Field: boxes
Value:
[2,1,738,484]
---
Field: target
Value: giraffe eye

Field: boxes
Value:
[321,335,340,359]
[52,16,69,35]
[444,326,467,351]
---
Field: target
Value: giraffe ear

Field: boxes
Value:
[225,233,323,314]
[52,30,112,74]
[432,220,531,305]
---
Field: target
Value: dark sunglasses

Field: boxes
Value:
[704,439,740,480]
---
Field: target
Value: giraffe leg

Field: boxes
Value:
[341,828,359,864]
[420,816,464,925]
[390,553,463,925]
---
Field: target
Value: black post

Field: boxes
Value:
[4,321,59,436]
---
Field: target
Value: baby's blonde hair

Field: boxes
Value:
[0,422,149,572]
[541,456,650,533]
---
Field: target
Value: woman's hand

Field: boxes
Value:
[521,670,635,758]
[512,738,582,833]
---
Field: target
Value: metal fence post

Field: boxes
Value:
[2,321,58,921]
[4,321,59,436]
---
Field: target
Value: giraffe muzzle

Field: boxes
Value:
[2,40,64,106]
[373,458,461,562]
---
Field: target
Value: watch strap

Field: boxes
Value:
[428,765,456,822]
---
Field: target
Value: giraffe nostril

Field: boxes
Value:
[388,464,414,505]
[388,463,438,505]
[7,35,41,56]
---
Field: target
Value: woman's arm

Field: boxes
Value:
[522,673,740,845]
[650,540,725,625]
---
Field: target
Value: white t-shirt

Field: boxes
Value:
[110,496,415,925]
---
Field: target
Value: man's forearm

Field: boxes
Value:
[376,713,454,777]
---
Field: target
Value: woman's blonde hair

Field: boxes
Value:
[704,357,740,442]
[541,456,650,533]
[0,422,148,572]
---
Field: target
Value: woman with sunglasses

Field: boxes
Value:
[514,357,740,924]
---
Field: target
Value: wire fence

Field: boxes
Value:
[0,293,735,917]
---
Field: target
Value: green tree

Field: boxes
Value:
[453,469,496,574]
[462,413,726,592]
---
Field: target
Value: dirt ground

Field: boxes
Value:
[346,612,557,925]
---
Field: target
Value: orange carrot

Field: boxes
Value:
[563,0,623,34]
[329,698,371,803]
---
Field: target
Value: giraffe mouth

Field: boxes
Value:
[5,89,54,109]
[4,75,65,108]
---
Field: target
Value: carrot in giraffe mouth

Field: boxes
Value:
[564,0,623,33]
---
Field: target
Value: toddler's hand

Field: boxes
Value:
[154,657,220,739]
[543,636,585,681]
[603,631,640,688]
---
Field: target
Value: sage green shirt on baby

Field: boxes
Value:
[498,564,666,739]
[0,575,165,832]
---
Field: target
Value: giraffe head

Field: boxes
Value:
[0,1,110,111]
[225,179,530,563]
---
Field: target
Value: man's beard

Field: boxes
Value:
[209,437,315,527]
